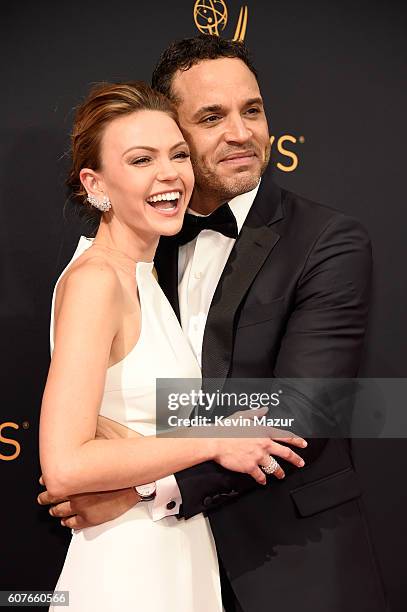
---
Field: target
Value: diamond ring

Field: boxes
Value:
[260,456,280,475]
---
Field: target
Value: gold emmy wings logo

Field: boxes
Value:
[193,1,301,172]
[194,1,248,42]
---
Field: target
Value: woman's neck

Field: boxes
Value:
[93,218,159,263]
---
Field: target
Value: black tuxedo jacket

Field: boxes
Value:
[155,165,387,612]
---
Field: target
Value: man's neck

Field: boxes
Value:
[189,186,225,215]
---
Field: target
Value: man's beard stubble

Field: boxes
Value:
[190,142,271,205]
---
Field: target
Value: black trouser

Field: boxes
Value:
[219,557,244,612]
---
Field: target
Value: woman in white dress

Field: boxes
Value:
[39,82,306,611]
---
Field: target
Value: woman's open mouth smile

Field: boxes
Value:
[145,190,182,217]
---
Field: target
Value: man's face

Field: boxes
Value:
[171,57,270,203]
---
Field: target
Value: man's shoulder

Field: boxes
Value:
[277,185,369,241]
[281,186,346,222]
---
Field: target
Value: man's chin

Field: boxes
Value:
[220,171,261,197]
[220,159,262,178]
[193,161,264,200]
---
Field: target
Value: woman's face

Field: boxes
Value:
[93,110,194,237]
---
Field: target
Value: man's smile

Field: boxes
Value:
[218,150,257,165]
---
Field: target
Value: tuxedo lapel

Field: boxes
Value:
[202,175,284,384]
[154,237,180,322]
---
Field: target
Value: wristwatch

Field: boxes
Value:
[134,482,157,501]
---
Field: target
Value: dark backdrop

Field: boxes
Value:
[1,1,406,610]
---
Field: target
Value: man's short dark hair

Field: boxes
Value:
[151,34,258,103]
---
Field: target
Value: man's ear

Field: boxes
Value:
[79,168,106,200]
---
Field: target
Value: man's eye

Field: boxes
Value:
[246,107,261,115]
[203,115,220,123]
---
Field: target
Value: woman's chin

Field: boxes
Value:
[147,206,186,237]
[145,199,186,233]
[158,219,184,237]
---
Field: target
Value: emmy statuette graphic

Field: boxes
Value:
[194,0,248,42]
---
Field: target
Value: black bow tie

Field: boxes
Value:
[177,203,238,246]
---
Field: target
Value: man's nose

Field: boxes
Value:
[224,115,252,145]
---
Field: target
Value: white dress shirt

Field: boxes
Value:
[151,181,261,521]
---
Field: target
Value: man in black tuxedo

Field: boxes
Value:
[39,36,387,612]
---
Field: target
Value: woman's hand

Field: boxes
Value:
[211,436,306,484]
[209,408,308,484]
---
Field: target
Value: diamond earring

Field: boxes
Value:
[87,194,112,212]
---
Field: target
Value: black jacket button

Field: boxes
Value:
[203,496,212,507]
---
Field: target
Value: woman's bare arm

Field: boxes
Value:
[40,259,214,499]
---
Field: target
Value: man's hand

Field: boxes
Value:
[37,416,141,529]
[37,476,139,529]
[95,415,142,440]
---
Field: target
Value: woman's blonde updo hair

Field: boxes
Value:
[67,81,176,223]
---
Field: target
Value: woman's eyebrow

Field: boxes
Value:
[122,141,188,156]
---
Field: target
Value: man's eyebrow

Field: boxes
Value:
[192,97,264,121]
[122,141,188,156]
[192,105,224,121]
[245,97,264,107]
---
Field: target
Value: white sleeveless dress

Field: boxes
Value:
[48,236,222,612]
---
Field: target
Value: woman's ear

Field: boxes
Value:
[79,168,106,199]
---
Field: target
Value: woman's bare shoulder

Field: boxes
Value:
[55,253,124,322]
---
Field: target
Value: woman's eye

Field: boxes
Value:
[174,151,190,160]
[131,157,151,165]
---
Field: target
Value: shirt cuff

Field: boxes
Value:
[151,474,182,522]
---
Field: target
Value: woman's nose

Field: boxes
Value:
[156,160,179,181]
